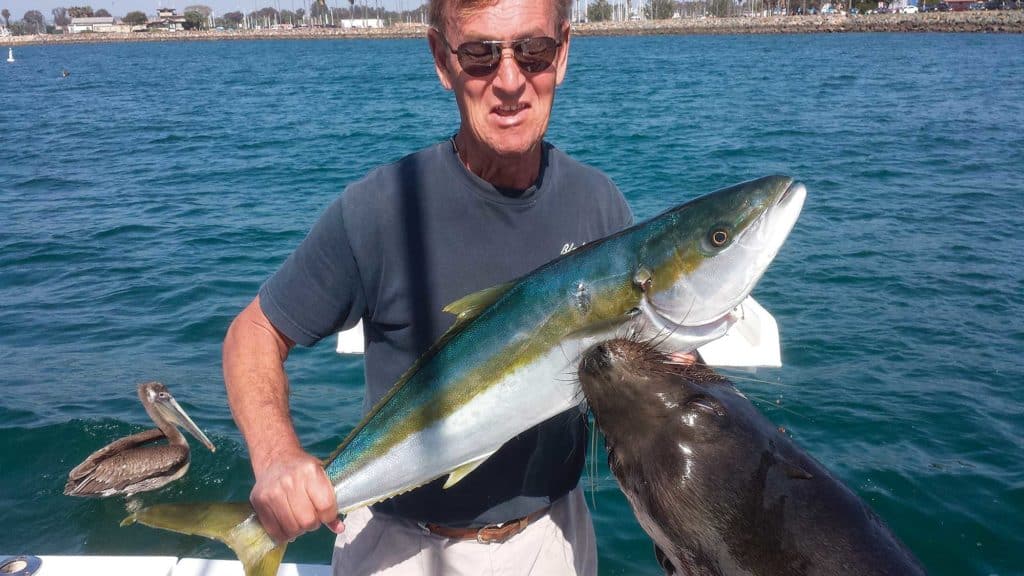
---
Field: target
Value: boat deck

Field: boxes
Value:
[0,555,329,576]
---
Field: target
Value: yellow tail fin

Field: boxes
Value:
[122,502,286,576]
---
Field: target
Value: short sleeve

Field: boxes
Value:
[258,194,366,347]
[606,177,634,229]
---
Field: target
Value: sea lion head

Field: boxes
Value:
[578,338,747,450]
[579,338,817,573]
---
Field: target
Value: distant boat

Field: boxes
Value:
[6,47,13,63]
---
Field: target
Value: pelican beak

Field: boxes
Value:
[158,395,217,453]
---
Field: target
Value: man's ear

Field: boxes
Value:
[428,28,454,91]
[555,23,571,87]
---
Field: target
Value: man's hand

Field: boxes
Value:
[223,297,345,545]
[251,447,344,545]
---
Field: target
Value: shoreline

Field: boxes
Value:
[4,11,1022,45]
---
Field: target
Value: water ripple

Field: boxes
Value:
[1,34,1022,575]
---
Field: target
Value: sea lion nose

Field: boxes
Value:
[580,343,612,377]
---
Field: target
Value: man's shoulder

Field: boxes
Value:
[349,141,446,187]
[543,143,632,230]
[545,143,619,194]
[341,141,449,213]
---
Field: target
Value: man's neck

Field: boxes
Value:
[454,132,543,191]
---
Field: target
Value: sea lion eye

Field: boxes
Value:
[709,228,729,248]
[686,394,723,417]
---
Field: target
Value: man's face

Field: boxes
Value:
[430,0,570,159]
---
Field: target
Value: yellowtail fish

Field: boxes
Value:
[122,175,806,576]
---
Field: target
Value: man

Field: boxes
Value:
[223,0,633,573]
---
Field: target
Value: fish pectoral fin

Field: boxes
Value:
[443,452,496,489]
[443,282,515,323]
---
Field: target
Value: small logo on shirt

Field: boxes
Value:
[560,242,577,255]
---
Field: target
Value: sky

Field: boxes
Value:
[2,0,420,21]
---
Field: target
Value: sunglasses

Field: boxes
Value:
[440,35,563,78]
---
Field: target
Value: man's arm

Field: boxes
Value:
[223,296,343,544]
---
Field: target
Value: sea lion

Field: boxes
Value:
[578,338,927,576]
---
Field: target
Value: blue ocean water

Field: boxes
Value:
[1,33,1022,574]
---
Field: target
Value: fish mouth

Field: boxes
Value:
[702,178,805,324]
[650,177,806,331]
[778,179,804,206]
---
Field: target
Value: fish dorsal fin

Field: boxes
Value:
[443,282,515,325]
[443,451,496,489]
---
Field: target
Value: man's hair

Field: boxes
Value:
[428,0,571,36]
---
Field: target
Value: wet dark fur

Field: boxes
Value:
[579,339,926,576]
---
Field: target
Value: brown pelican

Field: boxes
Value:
[64,381,216,498]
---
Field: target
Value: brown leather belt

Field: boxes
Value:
[422,505,551,544]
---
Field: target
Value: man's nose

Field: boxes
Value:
[492,47,525,90]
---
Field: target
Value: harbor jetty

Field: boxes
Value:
[5,11,1022,45]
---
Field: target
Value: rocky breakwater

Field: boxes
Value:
[573,11,1024,34]
[5,23,431,45]
[6,11,1022,46]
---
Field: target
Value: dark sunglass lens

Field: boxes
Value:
[514,37,557,73]
[457,41,500,77]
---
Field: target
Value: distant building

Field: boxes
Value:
[339,18,384,28]
[69,16,132,33]
[147,8,187,31]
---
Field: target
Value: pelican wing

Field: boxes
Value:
[65,429,188,496]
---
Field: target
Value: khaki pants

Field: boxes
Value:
[331,487,597,576]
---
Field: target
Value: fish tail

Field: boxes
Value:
[121,502,286,576]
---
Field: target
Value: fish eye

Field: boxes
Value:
[709,228,729,248]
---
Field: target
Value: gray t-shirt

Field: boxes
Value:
[259,139,632,526]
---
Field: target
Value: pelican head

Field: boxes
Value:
[138,382,216,452]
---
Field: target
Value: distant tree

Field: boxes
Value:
[587,0,613,20]
[123,9,147,24]
[183,10,206,28]
[2,8,11,27]
[67,5,93,17]
[295,7,305,20]
[184,4,212,17]
[310,0,327,21]
[22,9,45,32]
[347,0,354,20]
[52,7,70,28]
[223,10,243,26]
[95,8,110,16]
[708,0,734,15]
[280,9,295,23]
[645,0,676,18]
